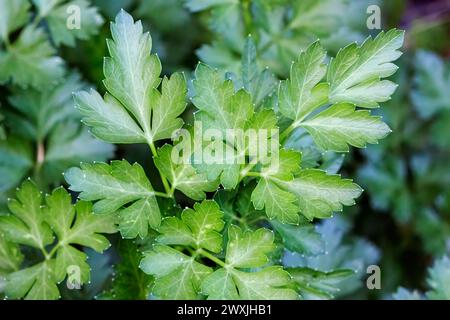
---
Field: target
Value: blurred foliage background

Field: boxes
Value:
[0,0,449,299]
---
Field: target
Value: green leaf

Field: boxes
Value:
[301,103,391,152]
[358,157,411,223]
[204,266,297,300]
[0,233,23,275]
[74,90,146,144]
[0,180,53,249]
[193,63,254,133]
[104,9,161,132]
[193,139,242,190]
[4,72,113,186]
[251,150,301,224]
[0,26,64,89]
[276,169,362,220]
[157,200,224,253]
[327,29,404,107]
[199,267,239,299]
[7,72,85,141]
[43,0,104,47]
[154,144,219,200]
[140,244,212,299]
[76,10,187,144]
[288,267,354,300]
[0,137,33,192]
[240,36,277,107]
[225,225,275,268]
[251,178,299,224]
[283,216,380,298]
[0,0,30,40]
[5,261,60,300]
[150,73,188,141]
[42,122,114,184]
[44,188,116,253]
[65,160,160,238]
[1,181,116,300]
[279,41,328,123]
[271,220,324,255]
[426,255,450,300]
[411,50,450,119]
[202,226,298,300]
[192,63,255,188]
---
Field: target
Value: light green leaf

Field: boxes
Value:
[150,73,187,141]
[154,144,219,200]
[65,160,160,238]
[193,63,275,189]
[77,10,186,144]
[327,29,404,107]
[251,178,299,224]
[103,9,161,134]
[2,182,116,300]
[301,103,391,152]
[230,267,298,300]
[5,261,60,300]
[225,225,274,268]
[200,267,239,299]
[0,26,64,89]
[0,0,30,40]
[0,234,23,275]
[140,244,212,299]
[279,41,329,123]
[74,90,146,144]
[157,200,224,253]
[0,180,53,249]
[202,226,298,300]
[193,63,254,133]
[251,150,302,224]
[193,139,242,190]
[44,189,116,252]
[276,169,362,220]
[288,267,355,300]
[245,108,278,132]
[426,255,450,300]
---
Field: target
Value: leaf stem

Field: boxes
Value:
[280,123,297,143]
[239,162,257,179]
[245,171,262,177]
[148,141,172,196]
[197,248,226,268]
[33,140,45,186]
[47,243,61,260]
[153,191,172,198]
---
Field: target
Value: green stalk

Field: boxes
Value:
[148,141,173,196]
[197,248,226,268]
